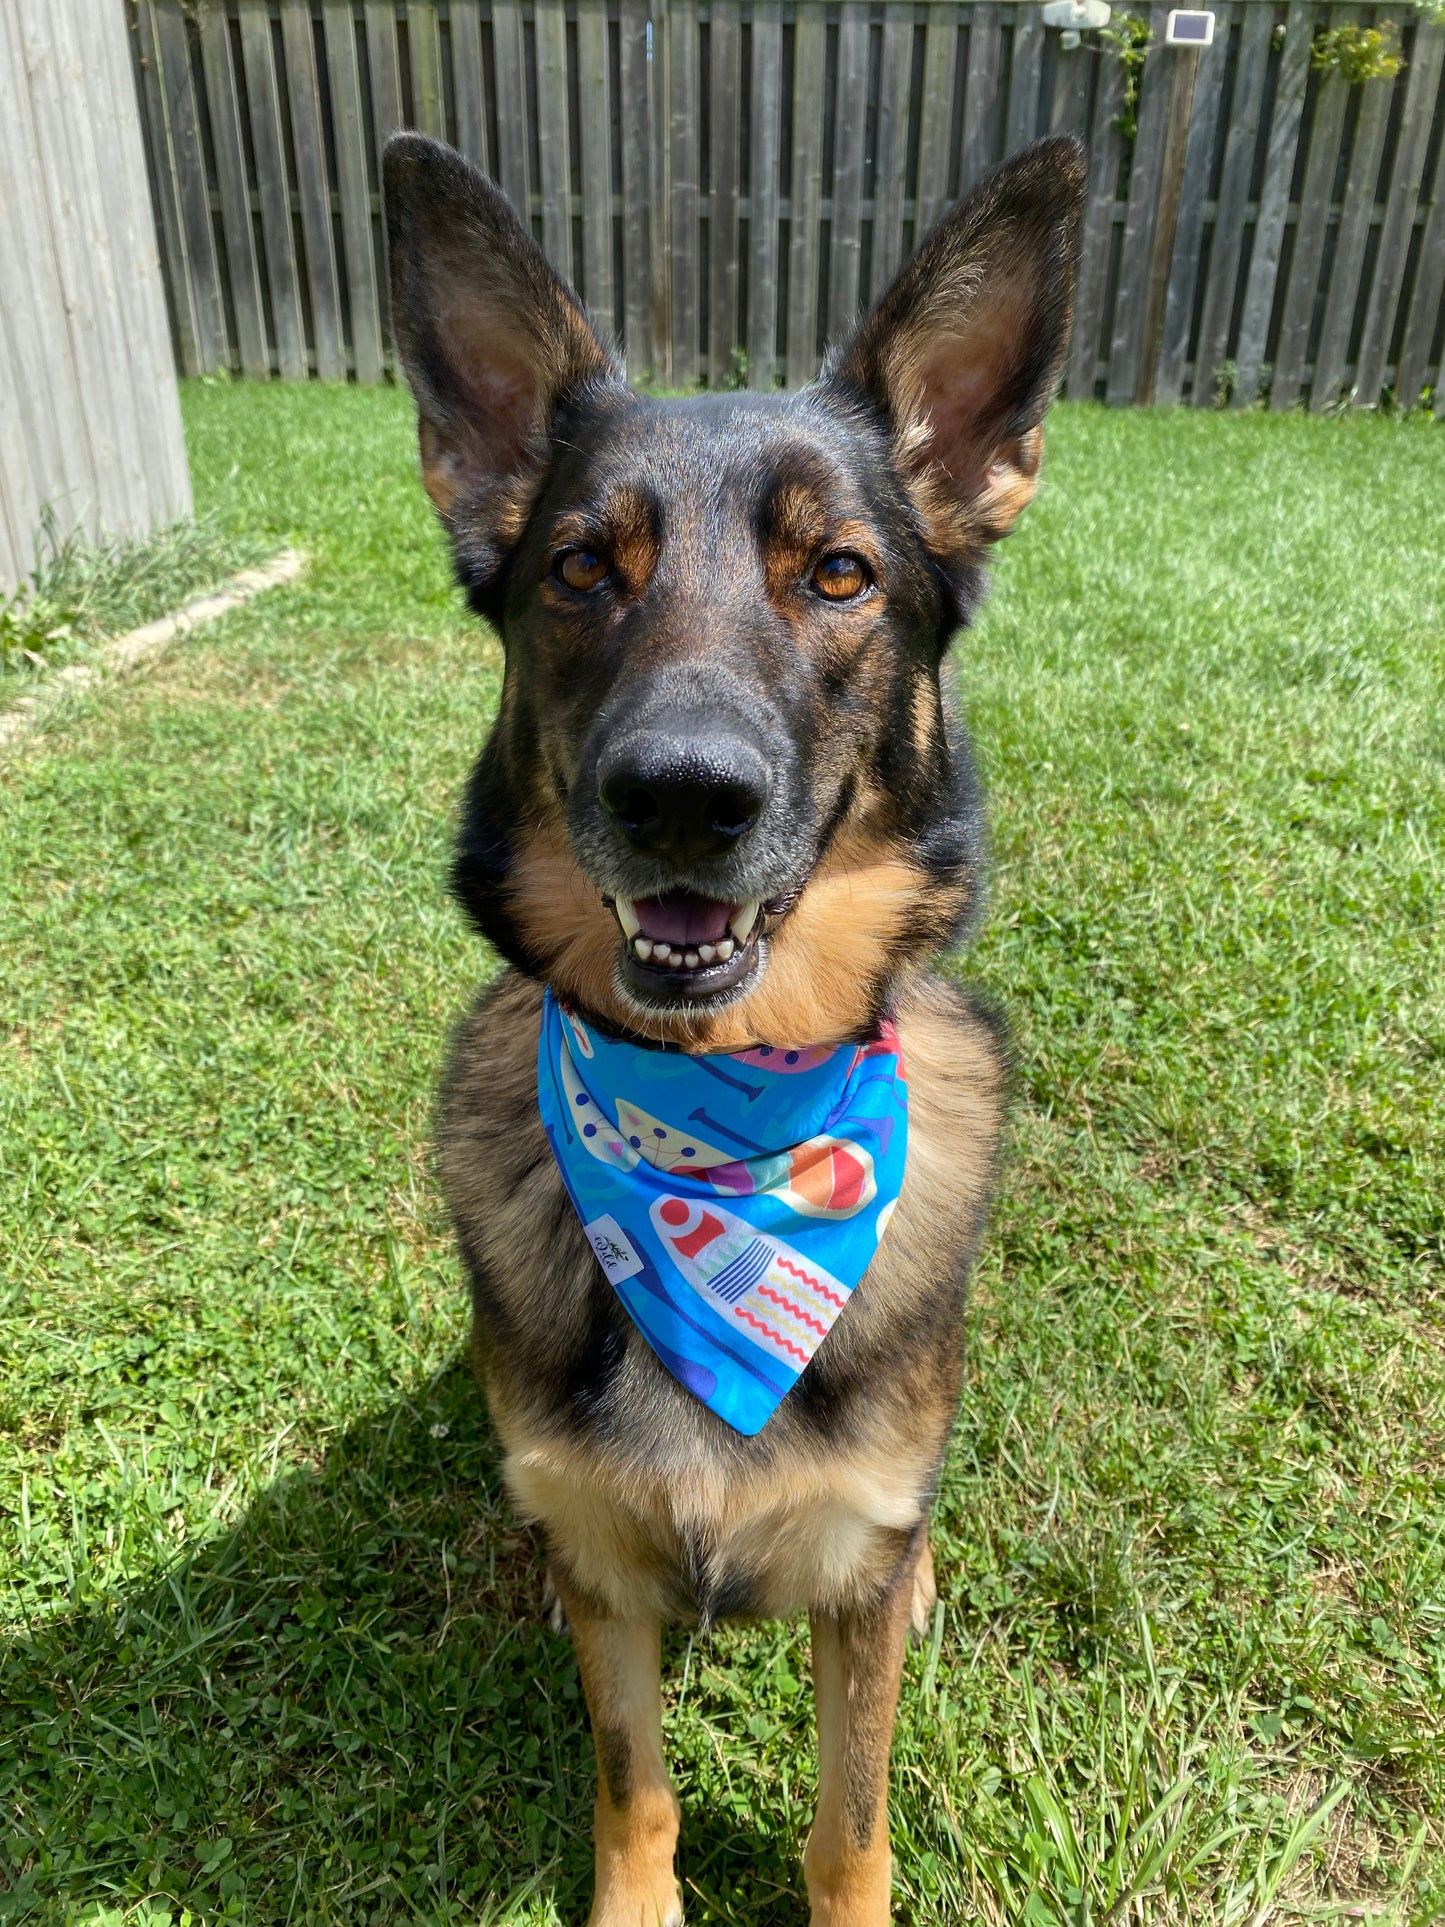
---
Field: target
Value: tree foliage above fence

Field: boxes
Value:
[127,0,1445,410]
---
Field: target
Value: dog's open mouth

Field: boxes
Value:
[611,891,763,1000]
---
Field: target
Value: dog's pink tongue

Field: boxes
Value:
[635,892,735,946]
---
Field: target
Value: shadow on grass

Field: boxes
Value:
[1,1360,807,1925]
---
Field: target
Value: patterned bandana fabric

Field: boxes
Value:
[537,988,909,1436]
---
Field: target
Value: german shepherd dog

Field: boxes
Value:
[383,130,1084,1925]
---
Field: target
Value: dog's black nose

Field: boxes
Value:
[598,727,768,864]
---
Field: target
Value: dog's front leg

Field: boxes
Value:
[803,1539,921,1926]
[552,1565,682,1927]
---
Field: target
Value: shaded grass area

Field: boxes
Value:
[1,383,1442,1925]
[0,512,271,704]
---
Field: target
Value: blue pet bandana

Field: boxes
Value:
[537,988,909,1435]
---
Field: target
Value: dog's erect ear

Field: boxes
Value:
[383,133,619,526]
[827,136,1085,551]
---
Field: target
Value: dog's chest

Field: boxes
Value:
[440,968,1005,1619]
[499,1409,935,1622]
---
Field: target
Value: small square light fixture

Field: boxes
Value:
[1165,8,1216,44]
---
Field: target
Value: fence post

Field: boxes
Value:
[1154,2,1232,405]
[1105,2,1176,404]
[1134,41,1201,403]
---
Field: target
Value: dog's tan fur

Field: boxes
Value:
[505,811,970,1056]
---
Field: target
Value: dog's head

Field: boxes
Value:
[384,134,1084,1051]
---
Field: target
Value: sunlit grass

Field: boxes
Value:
[1,384,1442,1924]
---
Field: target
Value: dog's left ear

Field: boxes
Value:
[826,136,1085,557]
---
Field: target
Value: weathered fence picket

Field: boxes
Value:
[1231,0,1313,405]
[668,0,701,386]
[322,0,387,382]
[1106,1,1175,405]
[828,3,869,341]
[1354,20,1445,405]
[748,2,784,382]
[578,0,615,334]
[1310,68,1393,409]
[1005,4,1045,153]
[450,3,488,166]
[239,8,309,382]
[1064,48,1122,398]
[1397,72,1445,412]
[1269,51,1349,408]
[280,0,348,380]
[123,0,1445,411]
[785,5,826,386]
[710,0,743,379]
[1153,4,1230,403]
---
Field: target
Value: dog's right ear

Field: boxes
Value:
[824,136,1085,593]
[383,134,619,540]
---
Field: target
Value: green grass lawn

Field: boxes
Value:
[1,383,1443,1927]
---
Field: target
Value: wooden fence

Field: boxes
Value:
[0,0,190,595]
[126,0,1445,411]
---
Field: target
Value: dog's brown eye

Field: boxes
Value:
[556,548,610,593]
[812,554,870,601]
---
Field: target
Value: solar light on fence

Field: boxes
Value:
[1164,9,1216,45]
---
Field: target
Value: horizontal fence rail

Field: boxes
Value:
[126,0,1445,410]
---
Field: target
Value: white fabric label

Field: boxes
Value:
[583,1214,644,1284]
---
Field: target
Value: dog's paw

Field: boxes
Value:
[588,1879,682,1927]
[589,1906,681,1927]
[541,1565,570,1637]
[908,1538,937,1646]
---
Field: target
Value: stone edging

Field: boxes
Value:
[0,547,309,751]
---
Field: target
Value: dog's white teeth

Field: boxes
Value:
[615,895,641,939]
[730,900,760,943]
[634,936,739,971]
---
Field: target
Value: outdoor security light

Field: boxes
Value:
[1041,0,1112,44]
